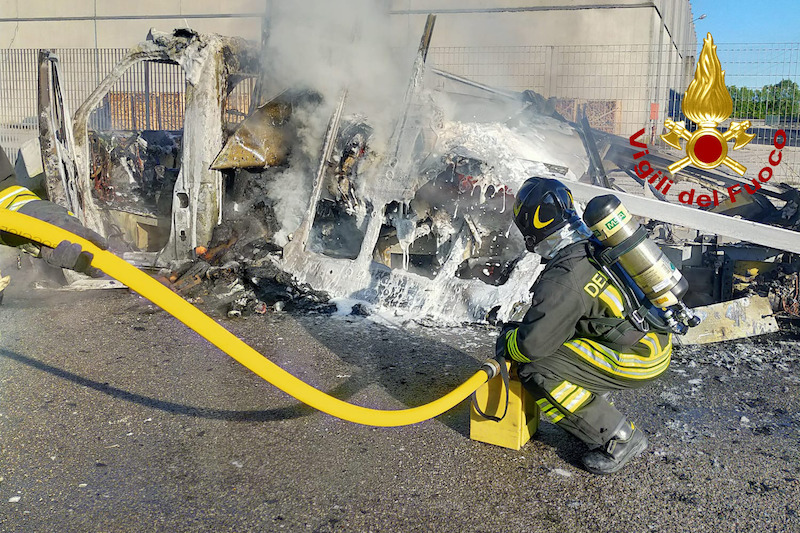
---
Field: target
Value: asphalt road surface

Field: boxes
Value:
[1,283,799,532]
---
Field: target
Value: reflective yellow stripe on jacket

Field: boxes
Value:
[505,328,531,363]
[564,332,672,379]
[536,397,564,423]
[536,379,593,423]
[551,380,593,412]
[0,186,40,212]
[599,284,625,318]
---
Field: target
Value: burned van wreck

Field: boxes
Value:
[34,24,800,330]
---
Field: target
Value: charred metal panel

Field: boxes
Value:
[677,296,779,345]
[37,51,82,218]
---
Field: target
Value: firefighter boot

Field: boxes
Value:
[581,421,647,475]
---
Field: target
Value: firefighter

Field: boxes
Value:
[497,177,672,475]
[0,146,106,278]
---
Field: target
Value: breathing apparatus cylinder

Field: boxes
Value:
[582,195,689,310]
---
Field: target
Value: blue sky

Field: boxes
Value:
[690,0,800,88]
[690,0,800,44]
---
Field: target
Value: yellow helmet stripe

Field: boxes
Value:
[532,205,554,229]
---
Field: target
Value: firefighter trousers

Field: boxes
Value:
[516,332,672,447]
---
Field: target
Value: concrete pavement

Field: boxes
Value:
[1,286,799,532]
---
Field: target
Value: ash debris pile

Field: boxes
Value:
[161,218,334,318]
[732,257,800,320]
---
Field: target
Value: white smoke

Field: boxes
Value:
[266,104,328,247]
[260,0,416,241]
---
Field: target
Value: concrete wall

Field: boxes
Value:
[1,0,698,50]
[0,0,264,48]
[0,0,698,148]
[387,0,698,135]
[388,0,696,49]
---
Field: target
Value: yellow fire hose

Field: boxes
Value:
[0,210,495,427]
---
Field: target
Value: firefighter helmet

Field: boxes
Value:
[512,177,579,252]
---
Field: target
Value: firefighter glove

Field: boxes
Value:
[16,200,107,276]
[494,330,510,361]
[495,323,518,361]
[40,240,101,276]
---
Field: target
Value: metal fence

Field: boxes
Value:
[429,44,680,137]
[2,43,799,183]
[429,43,800,184]
[0,48,188,161]
[1,49,43,160]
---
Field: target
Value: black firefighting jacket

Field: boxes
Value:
[504,240,647,363]
[0,147,44,247]
[0,148,15,191]
[0,146,43,213]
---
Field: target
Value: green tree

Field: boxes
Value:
[728,79,800,121]
[762,79,800,119]
[728,85,759,118]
